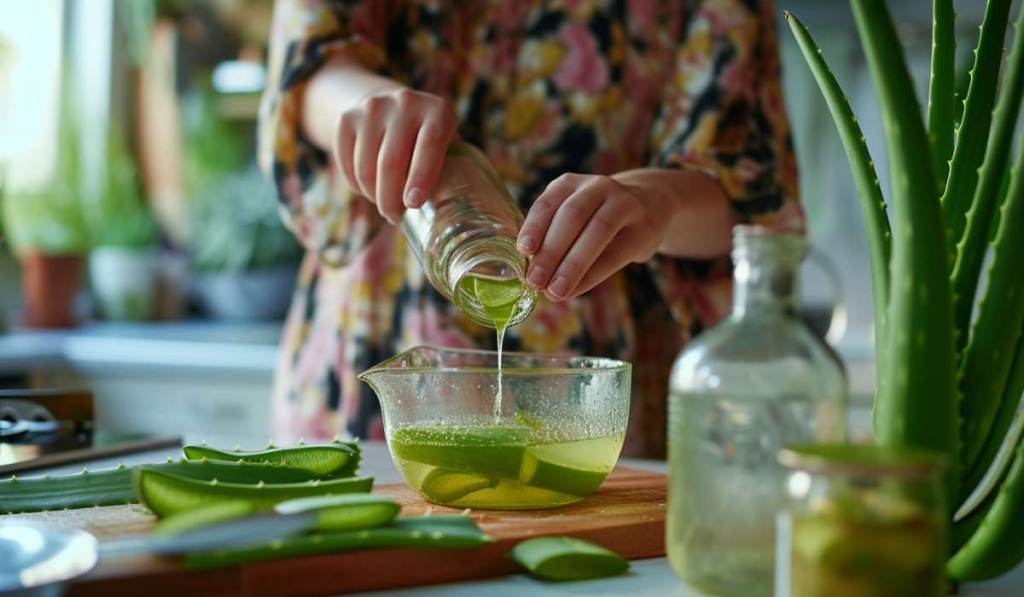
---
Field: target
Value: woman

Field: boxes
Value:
[260,0,802,457]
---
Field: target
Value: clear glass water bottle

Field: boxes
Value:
[402,141,536,329]
[666,226,848,596]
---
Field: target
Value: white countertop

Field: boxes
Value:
[0,321,282,374]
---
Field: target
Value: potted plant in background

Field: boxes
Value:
[0,114,88,328]
[188,166,303,321]
[86,129,161,321]
[786,0,1024,584]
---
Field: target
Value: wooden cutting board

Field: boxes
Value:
[10,467,666,597]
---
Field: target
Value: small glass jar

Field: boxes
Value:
[402,141,536,328]
[775,444,947,597]
[667,226,847,596]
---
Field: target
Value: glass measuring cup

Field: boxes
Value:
[358,346,631,509]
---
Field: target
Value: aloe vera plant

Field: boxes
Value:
[785,0,1024,582]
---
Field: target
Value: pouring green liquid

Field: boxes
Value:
[459,275,528,418]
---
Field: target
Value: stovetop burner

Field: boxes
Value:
[0,419,29,441]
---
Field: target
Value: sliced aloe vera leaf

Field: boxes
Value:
[153,501,256,536]
[519,444,610,497]
[274,494,400,531]
[184,515,494,570]
[133,466,373,517]
[510,536,629,581]
[418,468,498,504]
[183,444,357,477]
[390,425,529,480]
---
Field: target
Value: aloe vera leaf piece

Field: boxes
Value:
[0,464,135,513]
[948,428,1024,581]
[941,0,1013,257]
[928,0,956,193]
[849,0,960,501]
[783,11,893,391]
[153,501,256,536]
[133,466,373,518]
[509,536,629,581]
[274,494,400,531]
[0,459,317,514]
[961,333,1024,508]
[959,149,1024,479]
[183,444,356,477]
[183,515,494,570]
[951,6,1024,354]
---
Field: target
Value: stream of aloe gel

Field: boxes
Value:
[464,276,527,419]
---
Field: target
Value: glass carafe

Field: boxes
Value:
[666,226,848,596]
[402,141,537,328]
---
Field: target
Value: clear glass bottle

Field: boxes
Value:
[402,141,536,329]
[775,444,947,597]
[666,226,848,596]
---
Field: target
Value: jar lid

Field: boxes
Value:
[778,443,945,476]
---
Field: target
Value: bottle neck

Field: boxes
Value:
[730,230,805,320]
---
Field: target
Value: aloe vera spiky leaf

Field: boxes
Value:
[988,166,1012,243]
[960,333,1024,508]
[849,0,960,502]
[951,6,1024,352]
[782,11,893,395]
[948,427,1024,581]
[183,443,358,476]
[183,515,494,570]
[958,146,1024,478]
[928,0,957,193]
[940,0,1013,257]
[0,459,318,514]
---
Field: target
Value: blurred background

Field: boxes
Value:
[0,0,999,450]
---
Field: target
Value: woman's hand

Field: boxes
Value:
[332,88,458,224]
[517,173,670,301]
[517,168,734,301]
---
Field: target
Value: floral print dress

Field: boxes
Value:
[260,0,803,458]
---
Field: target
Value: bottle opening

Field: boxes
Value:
[455,262,536,329]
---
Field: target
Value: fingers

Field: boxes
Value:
[405,108,457,209]
[333,111,358,195]
[572,233,636,298]
[352,98,386,201]
[518,174,580,256]
[545,200,628,300]
[522,174,651,301]
[376,113,418,223]
[524,178,602,293]
[332,89,455,222]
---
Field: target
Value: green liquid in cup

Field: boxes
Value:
[389,424,623,509]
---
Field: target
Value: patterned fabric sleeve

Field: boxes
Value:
[645,0,804,329]
[648,0,802,228]
[259,0,398,266]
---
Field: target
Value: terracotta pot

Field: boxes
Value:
[19,252,83,328]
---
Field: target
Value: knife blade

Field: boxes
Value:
[98,511,318,557]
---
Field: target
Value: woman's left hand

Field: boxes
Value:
[516,173,670,301]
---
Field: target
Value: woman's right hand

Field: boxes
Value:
[332,88,458,224]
